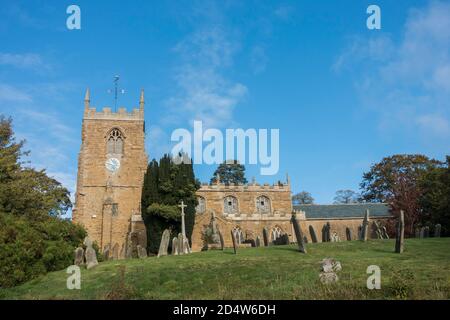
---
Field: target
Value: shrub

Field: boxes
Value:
[0,212,86,288]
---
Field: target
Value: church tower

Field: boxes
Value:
[72,89,148,258]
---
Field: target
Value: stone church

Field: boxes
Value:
[72,90,392,257]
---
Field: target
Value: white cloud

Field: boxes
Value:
[334,1,450,141]
[0,53,46,70]
[166,27,247,129]
[0,84,32,102]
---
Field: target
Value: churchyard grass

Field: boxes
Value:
[1,238,449,300]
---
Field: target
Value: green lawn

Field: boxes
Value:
[1,238,449,300]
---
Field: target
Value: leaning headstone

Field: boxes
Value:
[74,247,84,266]
[395,210,405,253]
[309,225,318,243]
[172,237,179,255]
[157,229,171,258]
[291,212,307,253]
[262,227,269,247]
[255,236,261,247]
[231,230,237,254]
[83,237,98,270]
[345,227,352,241]
[361,209,370,241]
[137,245,147,258]
[434,224,441,238]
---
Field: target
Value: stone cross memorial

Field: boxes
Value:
[395,210,405,253]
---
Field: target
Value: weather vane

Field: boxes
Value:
[107,75,125,112]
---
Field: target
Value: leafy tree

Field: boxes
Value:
[360,154,442,235]
[333,190,361,204]
[0,115,86,287]
[292,191,314,205]
[419,156,450,236]
[141,154,200,254]
[0,115,71,218]
[210,160,247,185]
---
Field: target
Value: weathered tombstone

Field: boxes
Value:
[231,230,237,254]
[322,222,331,242]
[103,244,111,261]
[262,227,269,246]
[137,245,147,258]
[424,226,430,238]
[420,227,425,239]
[395,210,405,253]
[183,237,191,254]
[112,243,119,260]
[290,212,307,253]
[357,225,363,240]
[345,227,352,241]
[309,225,318,243]
[434,224,441,238]
[415,227,420,238]
[74,247,84,266]
[157,229,171,258]
[361,209,370,241]
[319,258,342,284]
[125,231,139,259]
[177,232,184,255]
[219,231,225,250]
[83,237,98,270]
[172,237,179,255]
[255,236,261,247]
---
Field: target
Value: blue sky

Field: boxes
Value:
[1,0,449,208]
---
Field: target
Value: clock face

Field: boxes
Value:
[105,157,120,172]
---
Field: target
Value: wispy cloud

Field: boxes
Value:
[334,1,450,142]
[165,26,247,129]
[0,83,32,102]
[0,52,47,70]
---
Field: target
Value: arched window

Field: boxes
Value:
[107,128,124,155]
[223,196,238,214]
[271,226,283,241]
[256,195,271,214]
[196,196,206,214]
[232,227,245,244]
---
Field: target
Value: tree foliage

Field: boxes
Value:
[210,160,247,185]
[0,115,86,287]
[141,154,200,254]
[292,191,314,205]
[333,190,361,204]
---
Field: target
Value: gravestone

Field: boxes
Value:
[415,228,420,238]
[137,245,147,258]
[112,243,119,260]
[255,236,261,247]
[262,227,269,246]
[330,232,340,242]
[319,258,342,284]
[231,230,237,254]
[291,212,307,253]
[322,222,331,242]
[183,236,191,254]
[125,231,139,259]
[103,244,111,261]
[420,227,425,239]
[345,227,352,241]
[74,247,84,266]
[361,210,370,241]
[219,231,224,250]
[357,225,363,240]
[424,226,430,238]
[83,237,98,270]
[309,225,318,243]
[395,210,405,253]
[157,229,171,258]
[177,233,184,255]
[172,237,179,255]
[434,224,441,238]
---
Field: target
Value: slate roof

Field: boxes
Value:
[293,203,391,219]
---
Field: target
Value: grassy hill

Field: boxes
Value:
[1,238,449,300]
